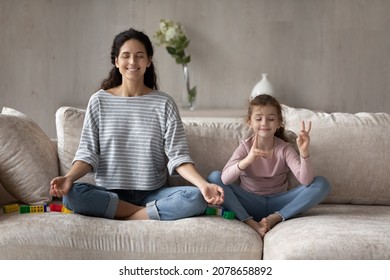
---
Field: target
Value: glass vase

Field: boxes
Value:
[182,64,196,111]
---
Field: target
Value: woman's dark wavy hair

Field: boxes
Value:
[248,94,290,142]
[100,28,158,90]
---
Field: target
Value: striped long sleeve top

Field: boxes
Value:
[73,89,193,191]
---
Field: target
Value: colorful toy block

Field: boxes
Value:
[216,207,224,216]
[19,205,30,214]
[205,205,235,220]
[47,203,73,214]
[49,204,63,212]
[19,204,48,214]
[3,203,19,213]
[61,206,73,214]
[30,205,47,213]
[205,207,217,215]
[222,210,235,220]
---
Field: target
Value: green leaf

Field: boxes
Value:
[181,38,190,49]
[175,57,184,64]
[188,86,197,103]
[183,55,191,64]
[176,36,189,51]
[166,46,176,55]
[176,50,185,58]
[189,86,197,97]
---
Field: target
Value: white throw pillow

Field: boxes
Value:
[282,104,390,205]
[0,107,58,205]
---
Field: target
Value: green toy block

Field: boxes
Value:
[205,207,217,215]
[223,210,235,220]
[19,205,30,214]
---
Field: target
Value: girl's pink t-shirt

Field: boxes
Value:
[221,136,314,195]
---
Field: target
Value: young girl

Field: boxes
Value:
[207,94,330,237]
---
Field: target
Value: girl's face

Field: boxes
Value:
[248,105,281,138]
[115,39,151,83]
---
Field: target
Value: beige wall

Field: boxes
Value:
[1,0,389,138]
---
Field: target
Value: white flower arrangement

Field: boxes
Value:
[154,19,191,65]
[154,19,196,108]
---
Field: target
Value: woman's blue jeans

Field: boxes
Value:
[207,171,330,222]
[63,183,207,220]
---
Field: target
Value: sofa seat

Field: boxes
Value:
[263,204,390,259]
[0,212,262,260]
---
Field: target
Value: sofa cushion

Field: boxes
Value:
[0,182,17,206]
[56,106,95,184]
[282,105,390,205]
[56,107,251,186]
[182,119,251,178]
[0,213,262,259]
[0,107,58,205]
[263,204,390,259]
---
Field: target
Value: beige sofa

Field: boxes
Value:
[1,104,390,260]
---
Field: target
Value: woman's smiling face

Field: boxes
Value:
[115,39,151,82]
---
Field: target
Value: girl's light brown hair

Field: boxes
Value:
[248,94,290,143]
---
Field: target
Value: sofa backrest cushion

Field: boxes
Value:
[56,107,95,184]
[56,107,298,189]
[183,119,251,178]
[57,105,390,206]
[0,107,58,205]
[282,105,390,205]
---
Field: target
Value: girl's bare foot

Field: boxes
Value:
[258,218,270,237]
[256,213,283,237]
[245,218,269,238]
[245,213,283,238]
[266,213,283,229]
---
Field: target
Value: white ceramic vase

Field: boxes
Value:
[250,73,274,100]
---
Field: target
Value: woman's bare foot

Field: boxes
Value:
[127,208,149,220]
[115,200,149,220]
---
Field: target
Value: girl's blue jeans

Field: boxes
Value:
[63,183,207,220]
[207,171,330,222]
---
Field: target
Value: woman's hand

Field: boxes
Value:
[200,182,224,205]
[49,160,92,198]
[176,163,224,205]
[50,176,73,198]
[296,120,311,158]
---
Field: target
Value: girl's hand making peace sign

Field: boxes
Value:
[238,133,272,171]
[296,121,311,158]
[248,133,271,161]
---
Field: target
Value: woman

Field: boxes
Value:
[50,28,223,220]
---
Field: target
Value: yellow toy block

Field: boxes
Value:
[3,203,19,213]
[30,205,46,213]
[61,206,73,214]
